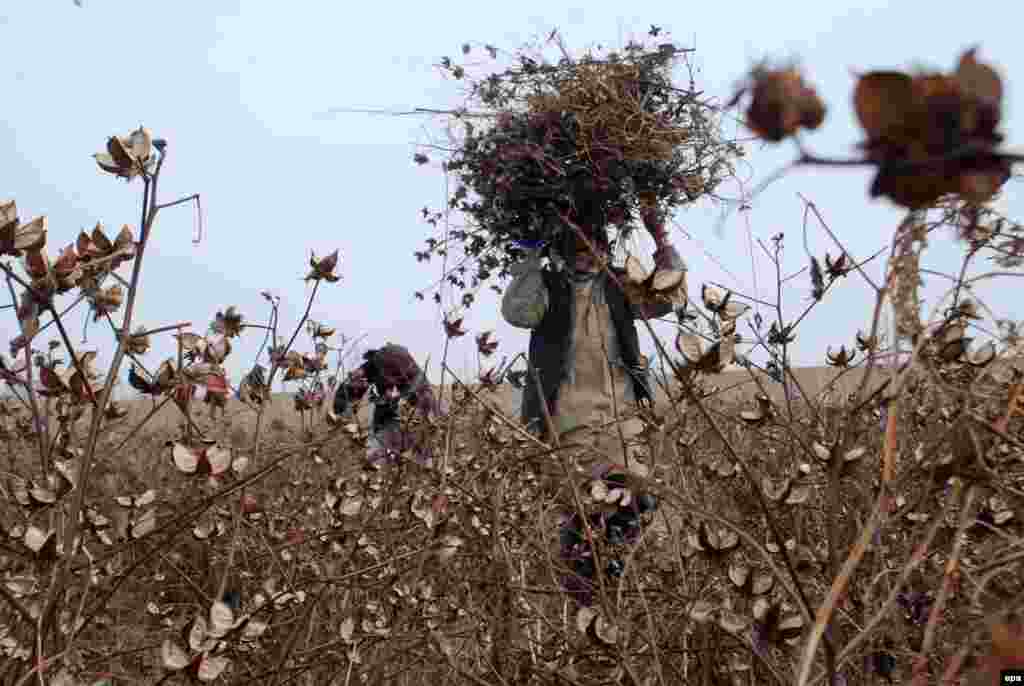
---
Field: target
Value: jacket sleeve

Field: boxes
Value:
[500,251,549,329]
[628,244,688,320]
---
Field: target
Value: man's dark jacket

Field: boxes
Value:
[521,267,668,435]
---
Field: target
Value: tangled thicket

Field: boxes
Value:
[0,35,1023,686]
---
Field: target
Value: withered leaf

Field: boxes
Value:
[763,477,792,502]
[306,250,341,282]
[698,521,739,553]
[853,71,915,145]
[52,244,78,278]
[24,247,49,280]
[689,600,715,623]
[77,230,97,259]
[23,526,57,560]
[826,345,856,368]
[728,564,750,588]
[956,47,1002,112]
[740,406,767,424]
[592,615,619,645]
[91,285,124,320]
[856,330,878,352]
[624,255,648,284]
[785,485,811,505]
[113,224,135,252]
[196,654,229,682]
[0,199,16,234]
[443,316,467,338]
[742,67,826,142]
[205,337,231,364]
[91,223,113,254]
[131,509,157,538]
[161,640,190,671]
[3,214,47,256]
[127,126,153,163]
[676,332,703,364]
[212,306,245,338]
[475,331,498,356]
[718,610,749,634]
[966,340,997,367]
[153,359,177,390]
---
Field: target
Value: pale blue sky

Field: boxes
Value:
[1,1,1021,396]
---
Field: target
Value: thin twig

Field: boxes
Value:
[133,322,192,338]
[911,485,978,686]
[795,491,889,686]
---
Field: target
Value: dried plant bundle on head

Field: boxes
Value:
[524,55,691,164]
[412,28,742,308]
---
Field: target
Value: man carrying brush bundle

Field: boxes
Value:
[331,343,439,468]
[502,193,688,605]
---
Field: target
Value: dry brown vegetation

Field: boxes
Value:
[2,35,1024,686]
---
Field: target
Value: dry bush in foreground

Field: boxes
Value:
[0,37,1023,686]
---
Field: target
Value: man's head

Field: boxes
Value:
[362,345,421,395]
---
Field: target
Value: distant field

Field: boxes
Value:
[101,364,887,443]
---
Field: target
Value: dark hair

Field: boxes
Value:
[361,349,386,389]
[361,345,421,394]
